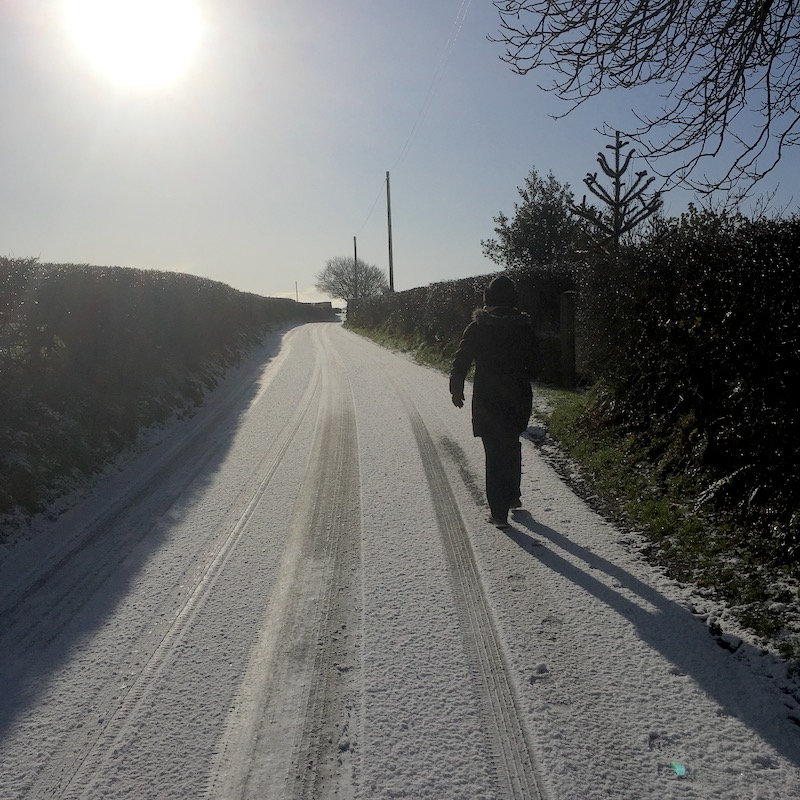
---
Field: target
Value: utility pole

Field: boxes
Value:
[295,281,298,303]
[353,235,358,299]
[386,170,394,291]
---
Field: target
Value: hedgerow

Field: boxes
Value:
[347,264,575,382]
[0,259,329,517]
[578,210,800,562]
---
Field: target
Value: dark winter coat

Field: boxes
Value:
[449,307,541,439]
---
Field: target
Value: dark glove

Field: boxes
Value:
[451,392,464,408]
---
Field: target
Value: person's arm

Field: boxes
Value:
[524,318,543,381]
[449,324,474,407]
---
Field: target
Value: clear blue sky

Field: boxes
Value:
[3,1,798,302]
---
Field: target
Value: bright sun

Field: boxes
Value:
[64,0,204,88]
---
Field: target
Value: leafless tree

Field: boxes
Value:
[491,0,800,197]
[315,256,388,301]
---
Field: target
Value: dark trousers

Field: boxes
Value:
[480,433,522,520]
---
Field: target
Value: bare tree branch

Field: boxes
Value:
[491,0,800,196]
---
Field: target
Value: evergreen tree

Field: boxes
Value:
[572,132,663,252]
[481,167,584,270]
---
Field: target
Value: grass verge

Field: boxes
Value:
[538,384,800,664]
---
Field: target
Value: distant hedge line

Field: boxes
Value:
[347,265,574,382]
[0,259,330,517]
[346,212,800,560]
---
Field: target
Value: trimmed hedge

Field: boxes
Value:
[578,212,800,558]
[0,259,330,516]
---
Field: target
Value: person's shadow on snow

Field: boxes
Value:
[504,509,800,767]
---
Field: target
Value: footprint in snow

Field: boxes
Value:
[529,663,550,683]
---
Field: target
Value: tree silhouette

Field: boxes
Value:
[315,256,388,301]
[572,131,663,251]
[481,167,584,269]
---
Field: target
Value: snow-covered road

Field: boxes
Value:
[1,321,799,799]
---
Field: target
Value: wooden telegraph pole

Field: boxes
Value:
[386,171,394,291]
[353,235,358,299]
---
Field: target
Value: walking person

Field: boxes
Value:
[449,275,541,529]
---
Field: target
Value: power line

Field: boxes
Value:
[391,0,472,172]
[355,174,388,237]
[354,1,473,237]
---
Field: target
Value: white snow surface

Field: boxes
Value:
[1,321,799,799]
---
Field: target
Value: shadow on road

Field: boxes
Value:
[0,325,304,743]
[504,509,800,767]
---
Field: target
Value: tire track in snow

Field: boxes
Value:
[205,324,361,800]
[0,338,284,628]
[21,337,324,800]
[393,378,548,800]
[0,407,235,653]
[0,332,312,672]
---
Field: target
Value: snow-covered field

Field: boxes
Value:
[1,321,798,799]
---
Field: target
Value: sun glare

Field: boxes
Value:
[64,0,204,88]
